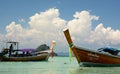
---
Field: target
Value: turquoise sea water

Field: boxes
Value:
[0,57,120,74]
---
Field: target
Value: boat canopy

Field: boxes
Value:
[98,47,120,55]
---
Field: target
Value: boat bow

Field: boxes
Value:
[63,28,81,63]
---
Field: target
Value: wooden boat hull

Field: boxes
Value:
[74,46,120,67]
[1,53,50,62]
[63,28,120,67]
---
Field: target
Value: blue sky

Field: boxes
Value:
[0,0,120,52]
[0,0,120,32]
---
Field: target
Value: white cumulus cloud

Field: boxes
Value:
[68,10,99,42]
[3,8,67,51]
[88,23,120,45]
[68,10,120,49]
[0,8,119,52]
[28,8,67,49]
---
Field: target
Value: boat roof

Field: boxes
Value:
[7,41,19,43]
[20,48,35,52]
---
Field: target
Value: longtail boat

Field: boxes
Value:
[63,28,120,67]
[0,41,55,62]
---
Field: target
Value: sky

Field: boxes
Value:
[0,0,120,52]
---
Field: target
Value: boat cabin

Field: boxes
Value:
[2,41,33,57]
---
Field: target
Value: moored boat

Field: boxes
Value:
[0,41,55,62]
[63,28,120,67]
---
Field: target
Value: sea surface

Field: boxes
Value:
[0,57,120,74]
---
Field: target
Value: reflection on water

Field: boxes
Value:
[0,57,120,74]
